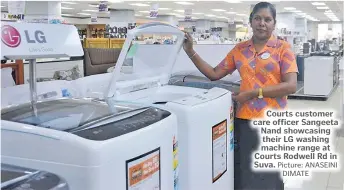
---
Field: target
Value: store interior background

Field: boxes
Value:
[1,1,344,190]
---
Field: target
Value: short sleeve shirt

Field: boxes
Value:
[218,35,298,120]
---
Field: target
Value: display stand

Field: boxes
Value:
[1,22,83,113]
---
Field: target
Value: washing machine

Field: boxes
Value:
[1,164,69,190]
[1,98,178,190]
[101,23,234,190]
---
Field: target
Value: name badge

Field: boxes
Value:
[261,52,270,60]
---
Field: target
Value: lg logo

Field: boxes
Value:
[1,25,47,48]
[2,25,21,47]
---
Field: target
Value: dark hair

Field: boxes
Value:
[249,2,276,24]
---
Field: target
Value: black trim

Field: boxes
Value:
[212,119,228,183]
[126,147,161,190]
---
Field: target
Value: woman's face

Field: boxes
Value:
[250,8,275,41]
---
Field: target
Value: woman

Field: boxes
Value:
[183,2,298,190]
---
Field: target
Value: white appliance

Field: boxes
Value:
[1,164,69,189]
[103,23,234,190]
[1,22,178,190]
[304,56,336,96]
[2,99,178,190]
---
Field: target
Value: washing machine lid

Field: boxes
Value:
[105,23,185,99]
[1,98,148,132]
[1,164,69,190]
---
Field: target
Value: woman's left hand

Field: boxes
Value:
[232,91,253,104]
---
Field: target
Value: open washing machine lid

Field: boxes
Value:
[105,23,185,99]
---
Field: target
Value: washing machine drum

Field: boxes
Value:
[1,164,69,190]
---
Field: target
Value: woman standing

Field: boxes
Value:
[183,2,298,190]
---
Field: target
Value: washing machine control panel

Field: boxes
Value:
[73,107,171,141]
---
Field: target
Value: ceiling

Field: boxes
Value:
[1,1,343,22]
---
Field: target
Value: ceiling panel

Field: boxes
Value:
[1,1,343,22]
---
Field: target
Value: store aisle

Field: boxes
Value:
[285,83,343,190]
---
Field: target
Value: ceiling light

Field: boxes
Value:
[226,0,241,4]
[316,6,329,9]
[158,8,171,10]
[61,7,74,10]
[174,10,184,13]
[61,14,74,16]
[311,2,326,6]
[174,2,194,5]
[130,3,150,7]
[236,14,246,16]
[212,9,226,12]
[77,13,91,15]
[83,9,98,12]
[193,13,204,15]
[176,15,184,18]
[284,7,296,11]
[89,4,99,8]
[139,11,150,13]
[135,14,142,16]
[291,10,302,13]
[61,2,78,5]
[217,16,228,19]
[205,14,216,17]
[297,13,306,16]
[236,24,243,28]
[225,12,237,14]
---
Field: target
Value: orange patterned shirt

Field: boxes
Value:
[219,35,298,120]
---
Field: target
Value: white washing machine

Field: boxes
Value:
[102,23,234,190]
[1,164,69,189]
[1,98,178,190]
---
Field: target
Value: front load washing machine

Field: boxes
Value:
[1,164,69,190]
[1,98,178,190]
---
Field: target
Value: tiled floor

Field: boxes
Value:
[285,79,343,190]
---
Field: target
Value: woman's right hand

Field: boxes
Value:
[183,31,194,54]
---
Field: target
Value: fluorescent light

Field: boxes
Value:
[139,11,150,13]
[212,9,226,12]
[130,3,150,7]
[61,7,74,10]
[284,7,296,10]
[174,2,194,5]
[236,24,243,28]
[236,14,246,16]
[317,6,329,9]
[297,13,306,16]
[291,10,302,13]
[226,12,237,14]
[89,4,99,8]
[174,10,184,13]
[77,13,91,15]
[175,15,184,18]
[311,2,326,6]
[217,16,228,19]
[135,14,142,16]
[158,8,171,10]
[61,14,74,16]
[226,0,241,3]
[205,14,216,17]
[83,9,98,12]
[193,13,204,15]
[61,2,78,5]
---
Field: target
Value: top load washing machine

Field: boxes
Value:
[100,23,234,190]
[1,98,178,190]
[1,164,69,190]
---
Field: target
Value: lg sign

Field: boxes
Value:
[1,25,47,48]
